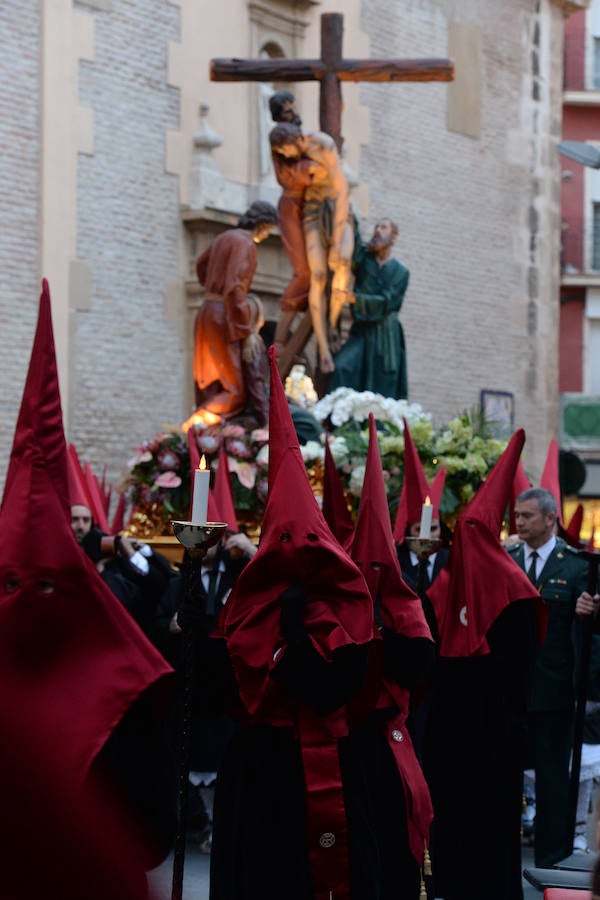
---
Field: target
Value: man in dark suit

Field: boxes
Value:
[509,486,598,866]
[397,516,449,763]
[166,531,257,850]
[396,518,449,589]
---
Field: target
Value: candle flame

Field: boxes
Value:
[199,455,207,471]
[424,496,431,506]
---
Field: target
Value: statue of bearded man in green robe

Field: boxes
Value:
[329,216,409,399]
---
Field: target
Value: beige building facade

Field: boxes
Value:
[0,0,588,489]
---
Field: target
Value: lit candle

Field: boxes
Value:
[191,455,210,524]
[419,496,432,539]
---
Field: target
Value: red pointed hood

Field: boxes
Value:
[0,280,172,780]
[429,465,446,513]
[566,503,584,545]
[429,429,546,657]
[212,444,239,533]
[540,439,562,522]
[462,429,526,536]
[216,347,376,714]
[67,443,93,511]
[110,492,126,534]
[393,419,437,543]
[351,415,431,641]
[588,526,596,552]
[84,460,110,533]
[322,435,354,550]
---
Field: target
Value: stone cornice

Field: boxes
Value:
[550,0,590,17]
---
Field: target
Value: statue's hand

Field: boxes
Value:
[242,333,262,364]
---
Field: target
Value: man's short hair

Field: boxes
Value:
[237,201,278,231]
[269,90,295,122]
[516,486,558,516]
[269,122,301,150]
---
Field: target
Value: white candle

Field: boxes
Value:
[191,455,210,524]
[419,496,432,539]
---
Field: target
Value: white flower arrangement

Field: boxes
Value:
[312,387,431,430]
[300,440,325,463]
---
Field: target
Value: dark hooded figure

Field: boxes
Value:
[192,347,378,900]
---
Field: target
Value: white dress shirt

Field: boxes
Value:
[523,535,556,581]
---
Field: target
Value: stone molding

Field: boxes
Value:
[549,0,590,17]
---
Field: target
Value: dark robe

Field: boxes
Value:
[330,222,410,399]
[423,600,534,900]
[207,635,375,900]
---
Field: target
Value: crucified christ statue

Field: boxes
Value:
[269,123,353,373]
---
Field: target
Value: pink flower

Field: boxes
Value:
[256,477,269,505]
[222,424,245,438]
[197,433,221,454]
[154,471,182,489]
[138,485,154,506]
[229,459,257,489]
[250,428,269,443]
[157,448,180,471]
[128,449,153,467]
[226,437,252,459]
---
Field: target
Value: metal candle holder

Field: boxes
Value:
[404,536,442,561]
[169,520,227,900]
[170,519,228,553]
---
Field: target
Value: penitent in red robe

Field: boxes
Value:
[194,228,257,419]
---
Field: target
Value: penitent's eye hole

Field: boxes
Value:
[280,531,291,542]
[4,575,21,593]
[306,533,318,542]
[370,562,382,571]
[38,578,56,595]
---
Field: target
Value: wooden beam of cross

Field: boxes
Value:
[210,12,454,383]
[211,12,454,151]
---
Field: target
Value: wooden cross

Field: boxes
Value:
[211,12,454,150]
[210,13,454,381]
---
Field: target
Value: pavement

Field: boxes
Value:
[146,840,560,899]
[148,839,210,900]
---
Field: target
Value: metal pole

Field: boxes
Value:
[171,548,205,900]
[569,550,599,851]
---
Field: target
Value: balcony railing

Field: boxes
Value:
[563,31,600,92]
[561,223,600,274]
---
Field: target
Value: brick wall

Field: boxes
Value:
[71,0,183,487]
[357,0,564,478]
[0,0,567,495]
[0,0,41,469]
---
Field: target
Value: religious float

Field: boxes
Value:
[123,369,508,547]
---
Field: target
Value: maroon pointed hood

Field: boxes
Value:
[429,429,546,657]
[0,280,172,778]
[322,435,354,550]
[393,419,442,543]
[216,346,376,714]
[211,444,239,533]
[351,414,431,641]
[540,439,562,522]
[462,428,525,535]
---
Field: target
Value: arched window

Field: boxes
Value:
[258,42,285,182]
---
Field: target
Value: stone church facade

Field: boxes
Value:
[0,0,588,489]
